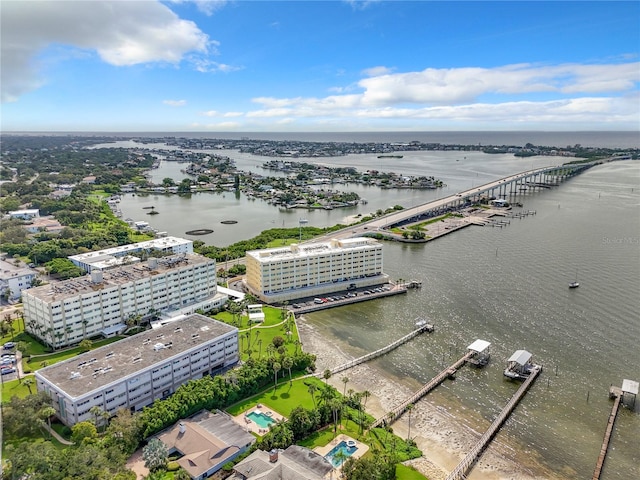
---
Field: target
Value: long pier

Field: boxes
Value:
[592,387,622,480]
[321,321,434,377]
[370,350,474,429]
[446,365,543,480]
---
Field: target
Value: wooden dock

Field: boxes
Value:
[592,386,623,480]
[446,364,543,480]
[322,321,434,377]
[370,350,473,429]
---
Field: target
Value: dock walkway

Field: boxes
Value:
[321,321,434,378]
[370,351,473,429]
[592,387,623,480]
[446,365,543,480]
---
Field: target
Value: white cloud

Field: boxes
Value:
[362,66,394,77]
[240,62,639,128]
[201,110,219,117]
[356,63,640,106]
[163,99,187,107]
[1,0,210,102]
[170,0,228,16]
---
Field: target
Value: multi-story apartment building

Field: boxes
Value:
[35,314,239,426]
[68,236,193,272]
[245,237,388,303]
[0,259,37,302]
[23,254,225,348]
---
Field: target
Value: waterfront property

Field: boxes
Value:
[244,237,388,304]
[231,445,334,480]
[23,253,225,348]
[68,236,193,272]
[314,434,369,470]
[155,410,255,480]
[232,404,286,436]
[35,314,239,427]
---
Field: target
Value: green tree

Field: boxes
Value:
[143,438,168,472]
[72,420,99,444]
[79,338,93,352]
[38,405,56,438]
[272,361,281,391]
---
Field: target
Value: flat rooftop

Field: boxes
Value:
[68,236,192,262]
[36,314,237,399]
[248,237,381,262]
[25,254,214,302]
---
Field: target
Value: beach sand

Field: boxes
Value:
[298,317,561,480]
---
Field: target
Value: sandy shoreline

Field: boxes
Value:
[297,317,560,480]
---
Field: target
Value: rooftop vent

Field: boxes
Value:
[132,357,142,364]
[191,333,200,339]
[69,372,81,380]
[153,342,165,351]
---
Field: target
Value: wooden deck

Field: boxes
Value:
[369,351,474,430]
[446,364,543,480]
[592,386,623,480]
[321,321,434,377]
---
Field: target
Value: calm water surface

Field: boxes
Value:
[307,161,640,479]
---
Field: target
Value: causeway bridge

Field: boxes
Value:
[349,162,595,235]
[311,158,632,242]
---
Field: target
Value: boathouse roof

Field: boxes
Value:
[508,350,532,366]
[467,339,491,353]
[622,379,639,395]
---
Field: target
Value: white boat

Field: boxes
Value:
[569,271,579,289]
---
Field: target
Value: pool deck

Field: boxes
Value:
[231,404,286,436]
[314,433,369,467]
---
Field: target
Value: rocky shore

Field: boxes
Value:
[297,317,561,480]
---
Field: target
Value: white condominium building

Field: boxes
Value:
[245,237,387,303]
[69,236,193,272]
[23,254,224,348]
[35,314,239,427]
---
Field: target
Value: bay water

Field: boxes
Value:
[105,137,639,478]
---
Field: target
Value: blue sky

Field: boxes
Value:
[1,1,639,132]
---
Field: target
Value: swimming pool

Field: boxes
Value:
[324,441,358,467]
[246,410,276,429]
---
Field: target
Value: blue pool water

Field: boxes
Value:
[246,411,276,428]
[325,441,358,467]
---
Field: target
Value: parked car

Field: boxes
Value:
[3,342,16,350]
[1,367,16,375]
[0,358,15,366]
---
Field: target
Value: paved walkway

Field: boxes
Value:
[44,424,74,445]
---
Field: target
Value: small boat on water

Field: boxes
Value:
[377,155,403,158]
[569,271,579,289]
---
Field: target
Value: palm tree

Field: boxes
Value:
[406,403,414,441]
[323,369,332,384]
[272,361,281,391]
[257,339,263,358]
[307,383,318,408]
[282,356,293,384]
[23,377,35,395]
[39,406,56,438]
[341,376,349,396]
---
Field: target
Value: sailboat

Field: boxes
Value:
[569,271,579,289]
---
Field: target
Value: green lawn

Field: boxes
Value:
[226,376,325,417]
[213,306,300,362]
[1,378,34,403]
[396,464,429,480]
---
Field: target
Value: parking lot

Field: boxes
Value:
[288,284,406,314]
